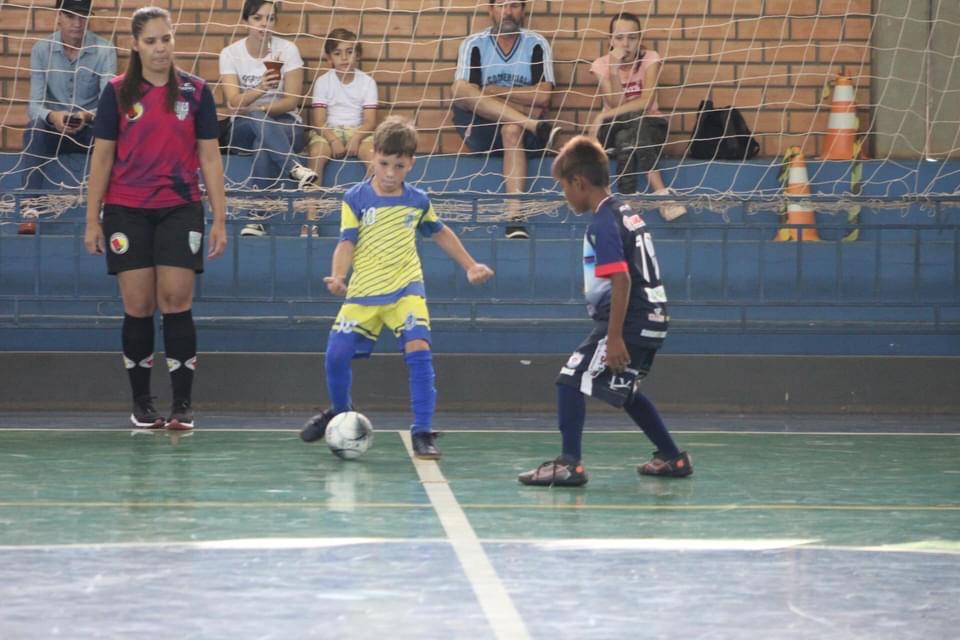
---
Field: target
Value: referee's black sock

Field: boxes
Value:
[122,313,155,400]
[162,309,197,402]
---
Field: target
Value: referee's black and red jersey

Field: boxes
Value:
[94,70,219,208]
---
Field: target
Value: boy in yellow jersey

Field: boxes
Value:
[300,117,494,458]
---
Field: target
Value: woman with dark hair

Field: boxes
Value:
[587,13,686,220]
[84,6,227,430]
[219,0,315,237]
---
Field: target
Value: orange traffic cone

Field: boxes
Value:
[821,74,857,160]
[775,148,820,242]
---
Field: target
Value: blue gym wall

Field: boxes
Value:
[2,153,958,357]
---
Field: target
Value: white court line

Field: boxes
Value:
[399,431,530,640]
[1,428,959,436]
[2,538,958,555]
[526,538,819,551]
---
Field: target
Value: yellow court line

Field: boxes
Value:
[1,501,957,512]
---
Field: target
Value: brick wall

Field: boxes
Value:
[1,0,873,158]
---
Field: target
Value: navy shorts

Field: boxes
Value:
[452,106,547,155]
[556,328,658,408]
[102,202,205,275]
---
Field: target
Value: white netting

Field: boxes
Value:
[1,0,958,220]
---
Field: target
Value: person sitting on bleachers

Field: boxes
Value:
[218,0,316,238]
[450,0,565,240]
[18,0,116,235]
[303,28,378,238]
[586,12,685,220]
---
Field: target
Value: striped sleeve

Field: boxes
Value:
[339,200,360,243]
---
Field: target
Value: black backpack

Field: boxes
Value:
[688,99,760,160]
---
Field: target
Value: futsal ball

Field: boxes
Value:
[324,411,374,460]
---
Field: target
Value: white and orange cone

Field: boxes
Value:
[821,74,857,160]
[775,147,820,242]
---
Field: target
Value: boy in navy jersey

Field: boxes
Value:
[518,136,692,486]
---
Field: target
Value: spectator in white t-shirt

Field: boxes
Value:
[303,28,378,236]
[218,0,317,237]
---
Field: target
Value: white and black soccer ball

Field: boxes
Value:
[324,411,374,460]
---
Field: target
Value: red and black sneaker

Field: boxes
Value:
[165,398,194,431]
[637,451,693,477]
[130,395,164,429]
[518,457,588,487]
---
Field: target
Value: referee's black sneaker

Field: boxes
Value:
[131,395,164,429]
[166,398,194,431]
[518,457,588,487]
[300,409,335,443]
[411,431,441,460]
[637,450,693,477]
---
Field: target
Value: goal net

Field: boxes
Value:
[1,0,958,222]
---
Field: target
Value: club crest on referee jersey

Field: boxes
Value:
[175,100,190,121]
[109,232,129,254]
[188,231,202,255]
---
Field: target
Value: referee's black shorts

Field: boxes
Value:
[102,202,205,275]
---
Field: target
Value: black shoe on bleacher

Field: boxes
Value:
[518,457,588,487]
[131,395,164,429]
[505,225,529,239]
[411,431,442,460]
[166,398,194,431]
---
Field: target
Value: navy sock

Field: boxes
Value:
[162,310,196,402]
[557,384,586,462]
[122,314,154,399]
[624,392,680,457]
[325,331,356,413]
[404,349,436,434]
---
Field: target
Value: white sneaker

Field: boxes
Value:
[240,223,267,237]
[654,188,687,221]
[290,163,319,190]
[299,224,319,238]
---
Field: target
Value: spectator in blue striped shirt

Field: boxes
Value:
[451,1,565,240]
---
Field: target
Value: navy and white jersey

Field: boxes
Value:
[583,196,668,346]
[455,28,555,88]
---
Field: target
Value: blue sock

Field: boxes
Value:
[557,384,586,462]
[624,392,680,457]
[325,332,356,413]
[404,349,436,434]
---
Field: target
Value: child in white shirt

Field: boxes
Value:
[307,31,377,188]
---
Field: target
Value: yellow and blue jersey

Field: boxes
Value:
[340,180,444,305]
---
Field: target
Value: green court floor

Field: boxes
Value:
[1,424,958,639]
[2,429,958,548]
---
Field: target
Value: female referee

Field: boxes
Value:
[84,6,227,430]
